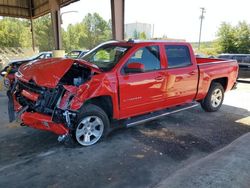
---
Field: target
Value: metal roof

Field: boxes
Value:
[0,0,79,19]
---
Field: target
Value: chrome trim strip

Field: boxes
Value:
[127,104,199,127]
[198,60,235,66]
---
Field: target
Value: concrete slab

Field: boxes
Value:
[157,132,250,188]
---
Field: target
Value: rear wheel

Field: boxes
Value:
[201,82,224,112]
[74,104,110,146]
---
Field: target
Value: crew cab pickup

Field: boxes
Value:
[9,41,238,146]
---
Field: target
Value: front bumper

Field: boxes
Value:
[11,79,79,135]
[21,112,69,135]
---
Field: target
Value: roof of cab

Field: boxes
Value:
[109,40,190,46]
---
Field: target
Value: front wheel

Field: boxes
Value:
[74,104,110,146]
[201,82,224,112]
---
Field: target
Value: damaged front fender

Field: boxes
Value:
[68,74,119,119]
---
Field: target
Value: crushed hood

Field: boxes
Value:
[16,58,101,88]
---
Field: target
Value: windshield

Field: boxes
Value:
[82,43,131,71]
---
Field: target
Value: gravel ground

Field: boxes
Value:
[0,83,249,188]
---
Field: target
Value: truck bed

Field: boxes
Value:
[195,58,238,100]
[196,57,236,65]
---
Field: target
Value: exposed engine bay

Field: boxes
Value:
[10,62,93,126]
[60,63,92,86]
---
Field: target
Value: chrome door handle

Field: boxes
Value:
[155,76,164,80]
[190,71,196,75]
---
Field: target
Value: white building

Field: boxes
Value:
[125,22,153,39]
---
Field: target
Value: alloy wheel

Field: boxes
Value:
[75,116,104,146]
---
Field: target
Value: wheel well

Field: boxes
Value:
[212,77,228,90]
[85,96,113,119]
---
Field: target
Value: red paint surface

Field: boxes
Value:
[58,91,72,109]
[21,112,69,135]
[195,58,239,100]
[16,58,101,88]
[21,89,39,101]
[127,62,145,70]
[13,92,22,111]
[63,85,78,94]
[6,73,15,84]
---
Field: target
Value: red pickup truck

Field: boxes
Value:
[10,41,238,146]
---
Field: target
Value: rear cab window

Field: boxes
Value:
[165,45,192,68]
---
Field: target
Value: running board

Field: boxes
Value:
[125,102,199,128]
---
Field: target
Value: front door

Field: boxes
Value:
[118,45,166,118]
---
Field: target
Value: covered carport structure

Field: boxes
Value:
[0,0,124,53]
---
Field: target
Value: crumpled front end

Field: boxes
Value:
[10,59,100,136]
[11,79,75,135]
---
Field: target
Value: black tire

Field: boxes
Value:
[201,82,224,112]
[74,104,110,146]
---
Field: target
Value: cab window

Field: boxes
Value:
[125,46,161,72]
[165,45,192,68]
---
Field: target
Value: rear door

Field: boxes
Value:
[118,45,167,118]
[164,45,198,106]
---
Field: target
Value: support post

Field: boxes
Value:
[111,0,124,40]
[30,18,35,52]
[49,0,62,50]
[29,0,35,52]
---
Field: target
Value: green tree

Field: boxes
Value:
[33,14,54,51]
[62,13,112,52]
[0,13,113,52]
[217,21,250,54]
[0,15,56,51]
[62,23,85,52]
[217,22,237,53]
[235,21,250,53]
[133,30,139,39]
[80,13,112,49]
[139,32,147,39]
[0,18,31,47]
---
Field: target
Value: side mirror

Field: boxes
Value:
[124,62,145,73]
